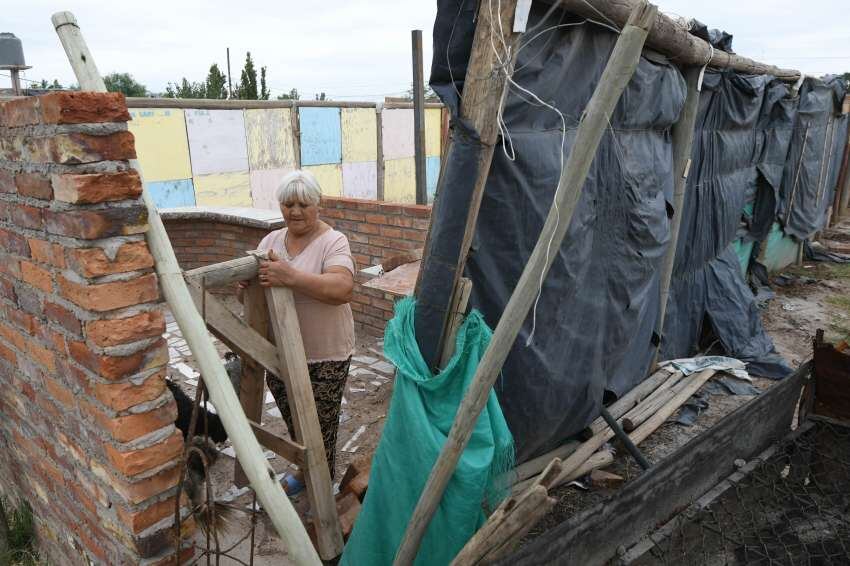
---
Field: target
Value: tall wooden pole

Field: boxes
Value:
[653,66,701,365]
[393,3,658,564]
[413,0,523,371]
[51,12,321,565]
[412,29,428,205]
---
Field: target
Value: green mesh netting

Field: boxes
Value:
[340,297,514,566]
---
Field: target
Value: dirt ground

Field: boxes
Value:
[164,221,850,564]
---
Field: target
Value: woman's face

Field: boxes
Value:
[281,199,320,236]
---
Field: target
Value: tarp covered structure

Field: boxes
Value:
[423,2,848,463]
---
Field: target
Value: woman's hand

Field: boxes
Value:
[258,250,299,287]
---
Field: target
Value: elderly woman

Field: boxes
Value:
[240,170,355,494]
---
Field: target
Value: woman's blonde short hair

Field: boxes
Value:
[275,170,322,206]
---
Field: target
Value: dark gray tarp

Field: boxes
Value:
[779,77,849,239]
[659,71,793,379]
[426,3,837,462]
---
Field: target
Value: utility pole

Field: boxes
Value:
[227,47,233,99]
[411,29,427,205]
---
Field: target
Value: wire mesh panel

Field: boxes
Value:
[633,420,850,566]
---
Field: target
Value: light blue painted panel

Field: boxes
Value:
[299,107,342,166]
[426,156,441,203]
[147,179,196,209]
[762,222,800,272]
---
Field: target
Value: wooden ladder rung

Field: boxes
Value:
[249,420,306,467]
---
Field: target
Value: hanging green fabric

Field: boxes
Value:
[340,297,514,566]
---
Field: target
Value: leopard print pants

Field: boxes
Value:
[266,357,350,478]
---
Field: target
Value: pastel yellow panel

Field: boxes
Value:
[193,172,252,207]
[383,158,416,204]
[245,108,296,170]
[304,164,343,198]
[341,108,378,163]
[128,108,191,182]
[425,108,443,157]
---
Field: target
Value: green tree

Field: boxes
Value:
[404,82,438,101]
[235,52,258,100]
[205,63,228,99]
[165,78,205,98]
[104,72,147,97]
[315,92,328,101]
[276,88,300,101]
[260,66,270,100]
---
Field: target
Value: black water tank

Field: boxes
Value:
[0,33,26,68]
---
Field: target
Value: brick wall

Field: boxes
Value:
[161,198,432,337]
[0,93,192,565]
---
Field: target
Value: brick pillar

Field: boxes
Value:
[0,92,193,565]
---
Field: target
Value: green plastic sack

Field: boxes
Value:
[340,297,514,566]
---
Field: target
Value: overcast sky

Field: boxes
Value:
[5,0,849,100]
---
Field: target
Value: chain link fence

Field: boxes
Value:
[633,419,850,565]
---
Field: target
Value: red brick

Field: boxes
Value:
[358,223,381,235]
[117,495,181,534]
[90,459,179,505]
[402,228,427,242]
[91,369,168,412]
[0,342,16,365]
[43,374,75,408]
[85,309,164,347]
[68,241,154,278]
[44,204,148,239]
[380,203,403,215]
[354,200,379,211]
[39,91,130,124]
[0,169,14,193]
[2,97,41,127]
[10,203,43,230]
[403,205,432,218]
[69,338,167,380]
[27,131,137,164]
[44,301,83,335]
[27,340,57,371]
[53,170,143,204]
[0,276,17,302]
[104,429,183,476]
[0,228,31,257]
[15,172,53,200]
[20,261,53,293]
[0,321,27,350]
[58,272,159,311]
[92,398,177,443]
[379,226,404,239]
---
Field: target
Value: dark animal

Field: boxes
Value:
[166,379,229,443]
[184,436,236,537]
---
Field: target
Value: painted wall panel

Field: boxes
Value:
[426,156,441,203]
[382,108,415,160]
[128,108,192,182]
[762,222,800,272]
[342,162,378,200]
[425,108,442,157]
[193,172,252,207]
[299,107,342,166]
[147,179,195,209]
[383,157,416,203]
[245,108,296,170]
[250,168,295,211]
[341,108,378,163]
[185,109,249,175]
[304,164,343,197]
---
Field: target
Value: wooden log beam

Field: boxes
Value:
[249,420,306,467]
[51,12,321,565]
[412,29,428,205]
[413,0,523,371]
[654,66,701,365]
[184,253,265,288]
[557,0,800,81]
[394,4,658,564]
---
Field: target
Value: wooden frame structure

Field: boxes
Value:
[184,255,344,559]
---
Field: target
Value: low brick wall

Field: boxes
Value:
[0,93,191,564]
[162,198,432,337]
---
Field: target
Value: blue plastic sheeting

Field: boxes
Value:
[147,179,195,208]
[299,107,342,166]
[426,156,440,203]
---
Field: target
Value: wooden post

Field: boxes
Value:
[834,124,850,222]
[51,12,322,566]
[10,69,22,96]
[412,29,428,205]
[234,282,270,487]
[393,4,658,564]
[291,103,302,168]
[376,103,385,201]
[265,287,344,559]
[413,0,523,371]
[654,66,701,365]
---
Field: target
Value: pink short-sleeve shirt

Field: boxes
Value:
[257,228,356,363]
